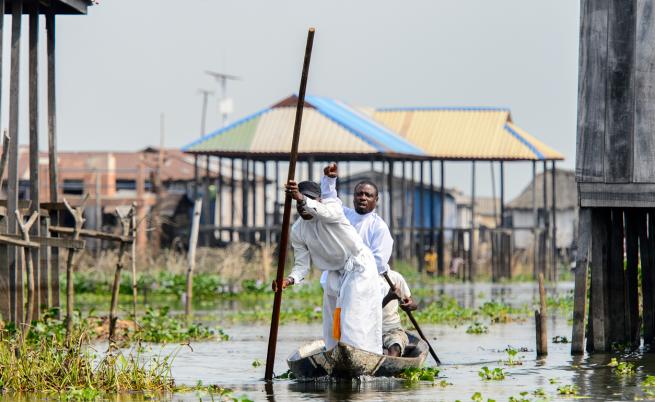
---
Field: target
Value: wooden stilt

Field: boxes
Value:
[7,0,23,324]
[571,208,591,354]
[642,210,655,348]
[590,208,610,352]
[624,209,640,348]
[439,160,445,276]
[608,208,626,346]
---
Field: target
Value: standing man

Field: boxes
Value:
[321,163,417,356]
[276,179,382,354]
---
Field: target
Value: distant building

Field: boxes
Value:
[506,169,578,251]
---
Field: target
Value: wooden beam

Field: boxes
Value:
[46,9,60,316]
[29,1,41,320]
[49,226,133,243]
[0,0,7,324]
[590,208,610,352]
[0,234,38,248]
[8,0,22,324]
[1,233,84,250]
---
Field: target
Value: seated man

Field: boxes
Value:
[381,269,417,357]
[277,180,382,354]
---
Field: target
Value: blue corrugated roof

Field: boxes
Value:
[181,109,268,152]
[305,95,426,155]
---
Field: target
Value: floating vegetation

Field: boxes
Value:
[478,366,505,381]
[135,307,228,343]
[274,370,296,380]
[466,322,489,334]
[467,391,496,402]
[397,366,441,384]
[504,347,523,366]
[552,335,569,343]
[251,359,262,368]
[557,384,578,395]
[643,375,655,387]
[607,358,635,375]
[508,392,531,402]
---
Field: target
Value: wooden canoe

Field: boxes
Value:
[287,332,429,379]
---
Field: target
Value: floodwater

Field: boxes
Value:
[129,281,655,401]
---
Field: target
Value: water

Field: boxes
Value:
[126,281,654,401]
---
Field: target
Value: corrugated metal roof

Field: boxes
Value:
[183,96,564,161]
[183,95,425,157]
[372,108,564,161]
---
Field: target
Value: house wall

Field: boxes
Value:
[510,208,577,249]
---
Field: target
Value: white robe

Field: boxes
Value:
[320,176,393,275]
[289,196,382,354]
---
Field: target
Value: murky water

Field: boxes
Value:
[28,281,655,401]
[115,281,655,401]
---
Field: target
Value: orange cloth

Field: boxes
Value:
[332,307,341,340]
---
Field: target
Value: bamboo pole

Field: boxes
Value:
[15,210,38,339]
[185,198,202,319]
[536,272,548,356]
[63,196,87,344]
[130,202,138,320]
[264,28,315,381]
[108,207,132,344]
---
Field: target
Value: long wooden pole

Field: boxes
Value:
[185,198,202,319]
[382,272,441,365]
[264,28,315,381]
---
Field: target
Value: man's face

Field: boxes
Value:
[353,183,378,215]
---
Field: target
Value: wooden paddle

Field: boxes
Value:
[383,272,441,365]
[264,27,315,381]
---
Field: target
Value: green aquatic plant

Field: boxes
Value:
[136,306,228,343]
[273,370,296,380]
[466,322,489,334]
[508,392,531,402]
[643,375,655,387]
[504,347,523,366]
[478,366,505,381]
[532,388,546,396]
[467,392,496,402]
[251,359,262,368]
[607,358,635,376]
[557,384,578,395]
[398,366,441,383]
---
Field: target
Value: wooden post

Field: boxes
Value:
[571,208,591,354]
[409,161,415,261]
[418,161,425,272]
[542,160,549,278]
[387,159,394,261]
[643,210,655,348]
[251,160,257,241]
[230,157,235,242]
[265,28,314,381]
[536,272,548,356]
[608,209,626,346]
[15,210,38,337]
[532,161,538,278]
[185,198,202,319]
[193,154,199,202]
[242,158,249,241]
[215,157,222,240]
[439,160,445,276]
[470,161,476,280]
[108,208,132,344]
[624,209,640,348]
[28,1,41,319]
[46,9,60,316]
[500,161,505,227]
[130,203,138,320]
[7,0,22,324]
[63,197,87,343]
[590,208,610,352]
[400,161,406,260]
[274,160,280,227]
[551,162,558,281]
[429,160,435,249]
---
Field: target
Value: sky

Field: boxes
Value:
[7,0,581,199]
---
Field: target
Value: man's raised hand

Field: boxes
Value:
[324,163,338,178]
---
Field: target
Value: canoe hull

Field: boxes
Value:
[287,332,429,379]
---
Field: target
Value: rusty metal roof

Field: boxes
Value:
[373,108,564,161]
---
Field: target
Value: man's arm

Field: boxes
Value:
[304,197,346,224]
[370,219,394,275]
[288,223,311,284]
[321,175,338,200]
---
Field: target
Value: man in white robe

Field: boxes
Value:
[320,163,417,355]
[277,179,382,354]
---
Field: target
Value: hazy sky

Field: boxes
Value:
[26,0,580,199]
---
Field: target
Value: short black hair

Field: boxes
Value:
[354,180,379,197]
